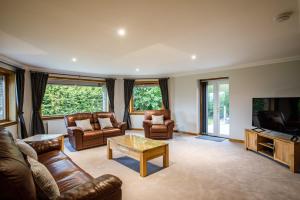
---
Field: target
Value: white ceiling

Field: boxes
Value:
[0,0,300,76]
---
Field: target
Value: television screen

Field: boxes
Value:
[252,97,300,136]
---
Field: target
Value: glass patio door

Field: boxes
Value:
[206,79,230,137]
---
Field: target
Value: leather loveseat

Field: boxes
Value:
[143,110,174,139]
[65,112,126,150]
[0,129,122,200]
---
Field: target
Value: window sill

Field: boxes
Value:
[42,115,65,120]
[0,121,17,128]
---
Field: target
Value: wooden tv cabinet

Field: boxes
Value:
[245,129,300,173]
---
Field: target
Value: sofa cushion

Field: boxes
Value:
[27,156,60,199]
[83,130,103,139]
[0,130,37,200]
[151,125,168,133]
[38,150,68,165]
[98,118,113,129]
[75,119,93,131]
[102,128,121,136]
[56,170,92,193]
[45,159,79,181]
[15,139,38,160]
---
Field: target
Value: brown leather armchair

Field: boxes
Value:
[65,112,126,150]
[0,129,122,200]
[143,110,174,139]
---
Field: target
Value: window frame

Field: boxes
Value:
[0,68,12,123]
[129,80,164,115]
[0,67,16,126]
[41,76,109,120]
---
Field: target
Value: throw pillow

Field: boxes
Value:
[27,157,60,199]
[98,118,113,129]
[75,119,93,131]
[15,139,38,160]
[152,115,164,125]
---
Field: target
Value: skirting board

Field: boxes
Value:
[130,128,144,131]
[174,130,199,135]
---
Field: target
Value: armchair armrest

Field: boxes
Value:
[164,120,174,127]
[59,174,122,200]
[143,120,152,128]
[29,139,62,155]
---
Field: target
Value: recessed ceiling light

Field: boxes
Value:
[191,54,197,60]
[135,68,140,72]
[117,28,126,36]
[71,57,77,62]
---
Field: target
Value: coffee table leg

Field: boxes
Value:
[107,140,113,159]
[140,153,147,177]
[60,136,64,151]
[163,145,169,167]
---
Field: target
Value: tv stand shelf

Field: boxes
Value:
[245,129,300,173]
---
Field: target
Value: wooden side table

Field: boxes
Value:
[23,134,65,151]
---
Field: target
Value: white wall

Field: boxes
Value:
[172,60,300,140]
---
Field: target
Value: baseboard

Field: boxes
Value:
[229,138,244,143]
[175,130,199,135]
[129,128,144,131]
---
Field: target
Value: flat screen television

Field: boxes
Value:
[252,97,300,136]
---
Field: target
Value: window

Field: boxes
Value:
[130,81,163,113]
[0,74,7,120]
[0,66,15,124]
[42,77,108,117]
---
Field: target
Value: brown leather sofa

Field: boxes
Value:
[65,112,126,150]
[143,110,174,139]
[0,129,122,200]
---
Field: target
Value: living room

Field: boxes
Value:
[1,1,300,200]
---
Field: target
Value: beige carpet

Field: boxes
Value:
[64,131,300,200]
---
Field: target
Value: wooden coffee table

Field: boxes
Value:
[107,135,169,177]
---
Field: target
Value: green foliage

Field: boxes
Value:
[133,85,162,111]
[42,84,105,116]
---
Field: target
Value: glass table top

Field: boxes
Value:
[108,135,167,152]
[23,134,64,142]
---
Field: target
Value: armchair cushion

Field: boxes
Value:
[152,115,164,125]
[151,125,168,133]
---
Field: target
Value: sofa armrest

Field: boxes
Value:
[29,139,62,155]
[59,174,122,200]
[117,122,126,129]
[164,120,174,127]
[67,126,84,137]
[143,120,152,128]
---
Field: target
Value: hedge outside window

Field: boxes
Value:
[130,82,163,113]
[42,78,108,117]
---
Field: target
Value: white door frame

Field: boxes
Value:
[206,79,229,137]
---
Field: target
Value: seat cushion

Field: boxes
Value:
[45,159,80,181]
[151,125,168,133]
[38,150,68,165]
[56,170,92,193]
[83,130,102,139]
[102,128,121,136]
